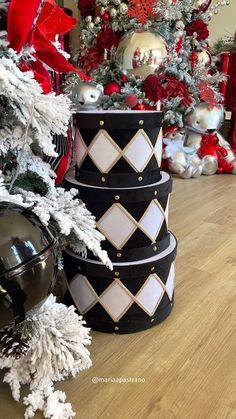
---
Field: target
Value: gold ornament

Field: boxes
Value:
[197,50,211,67]
[193,0,212,11]
[116,30,167,78]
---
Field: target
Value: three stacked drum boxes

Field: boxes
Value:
[64,111,177,334]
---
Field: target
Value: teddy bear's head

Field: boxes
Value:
[64,82,103,110]
[184,103,224,134]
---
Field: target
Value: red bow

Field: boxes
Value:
[7,0,90,91]
[201,133,218,146]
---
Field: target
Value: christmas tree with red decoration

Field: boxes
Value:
[67,0,231,127]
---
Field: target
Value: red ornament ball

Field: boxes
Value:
[125,93,138,108]
[133,103,146,111]
[120,74,129,83]
[104,82,121,96]
[102,11,110,22]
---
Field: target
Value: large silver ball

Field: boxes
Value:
[0,202,57,328]
[116,30,167,78]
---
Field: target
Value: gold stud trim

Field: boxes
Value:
[114,326,119,331]
[139,120,144,125]
[99,120,105,126]
[101,177,106,182]
[115,195,120,201]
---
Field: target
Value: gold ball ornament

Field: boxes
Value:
[193,0,212,12]
[197,50,211,67]
[116,31,167,78]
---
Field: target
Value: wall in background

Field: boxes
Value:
[209,0,235,44]
[64,0,235,47]
[64,0,79,49]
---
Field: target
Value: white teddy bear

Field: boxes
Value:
[162,127,202,178]
[184,102,236,175]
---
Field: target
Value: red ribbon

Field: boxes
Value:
[7,0,91,90]
[7,0,41,53]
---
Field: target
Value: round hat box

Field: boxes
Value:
[74,111,163,188]
[63,233,177,334]
[65,171,172,262]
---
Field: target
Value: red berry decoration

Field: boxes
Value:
[120,74,129,83]
[102,11,110,21]
[125,93,138,108]
[133,103,146,110]
[104,82,121,95]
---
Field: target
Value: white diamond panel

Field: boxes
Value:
[124,130,153,172]
[69,274,97,314]
[97,204,137,249]
[89,130,120,172]
[154,128,163,166]
[75,129,87,167]
[165,263,175,300]
[136,275,164,316]
[139,201,164,241]
[100,282,133,321]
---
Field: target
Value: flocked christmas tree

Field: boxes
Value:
[0,1,112,417]
[0,0,111,267]
[69,0,230,127]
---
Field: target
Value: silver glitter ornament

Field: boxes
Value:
[118,3,128,14]
[110,7,117,17]
[85,15,93,23]
[94,16,101,24]
[88,22,95,30]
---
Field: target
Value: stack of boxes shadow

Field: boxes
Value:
[64,111,177,334]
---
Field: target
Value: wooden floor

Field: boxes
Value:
[1,174,236,419]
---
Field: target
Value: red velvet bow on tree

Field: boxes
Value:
[7,0,90,92]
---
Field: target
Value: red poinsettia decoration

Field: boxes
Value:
[77,0,96,17]
[197,81,217,108]
[78,47,104,73]
[128,0,157,26]
[142,74,166,102]
[186,19,209,41]
[142,74,192,108]
[96,26,119,51]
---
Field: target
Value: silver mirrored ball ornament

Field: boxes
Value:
[116,30,167,78]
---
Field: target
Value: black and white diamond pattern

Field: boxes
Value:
[75,128,163,173]
[68,263,175,322]
[97,200,167,249]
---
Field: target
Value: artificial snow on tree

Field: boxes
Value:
[0,1,111,418]
[0,1,111,267]
[0,295,92,419]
